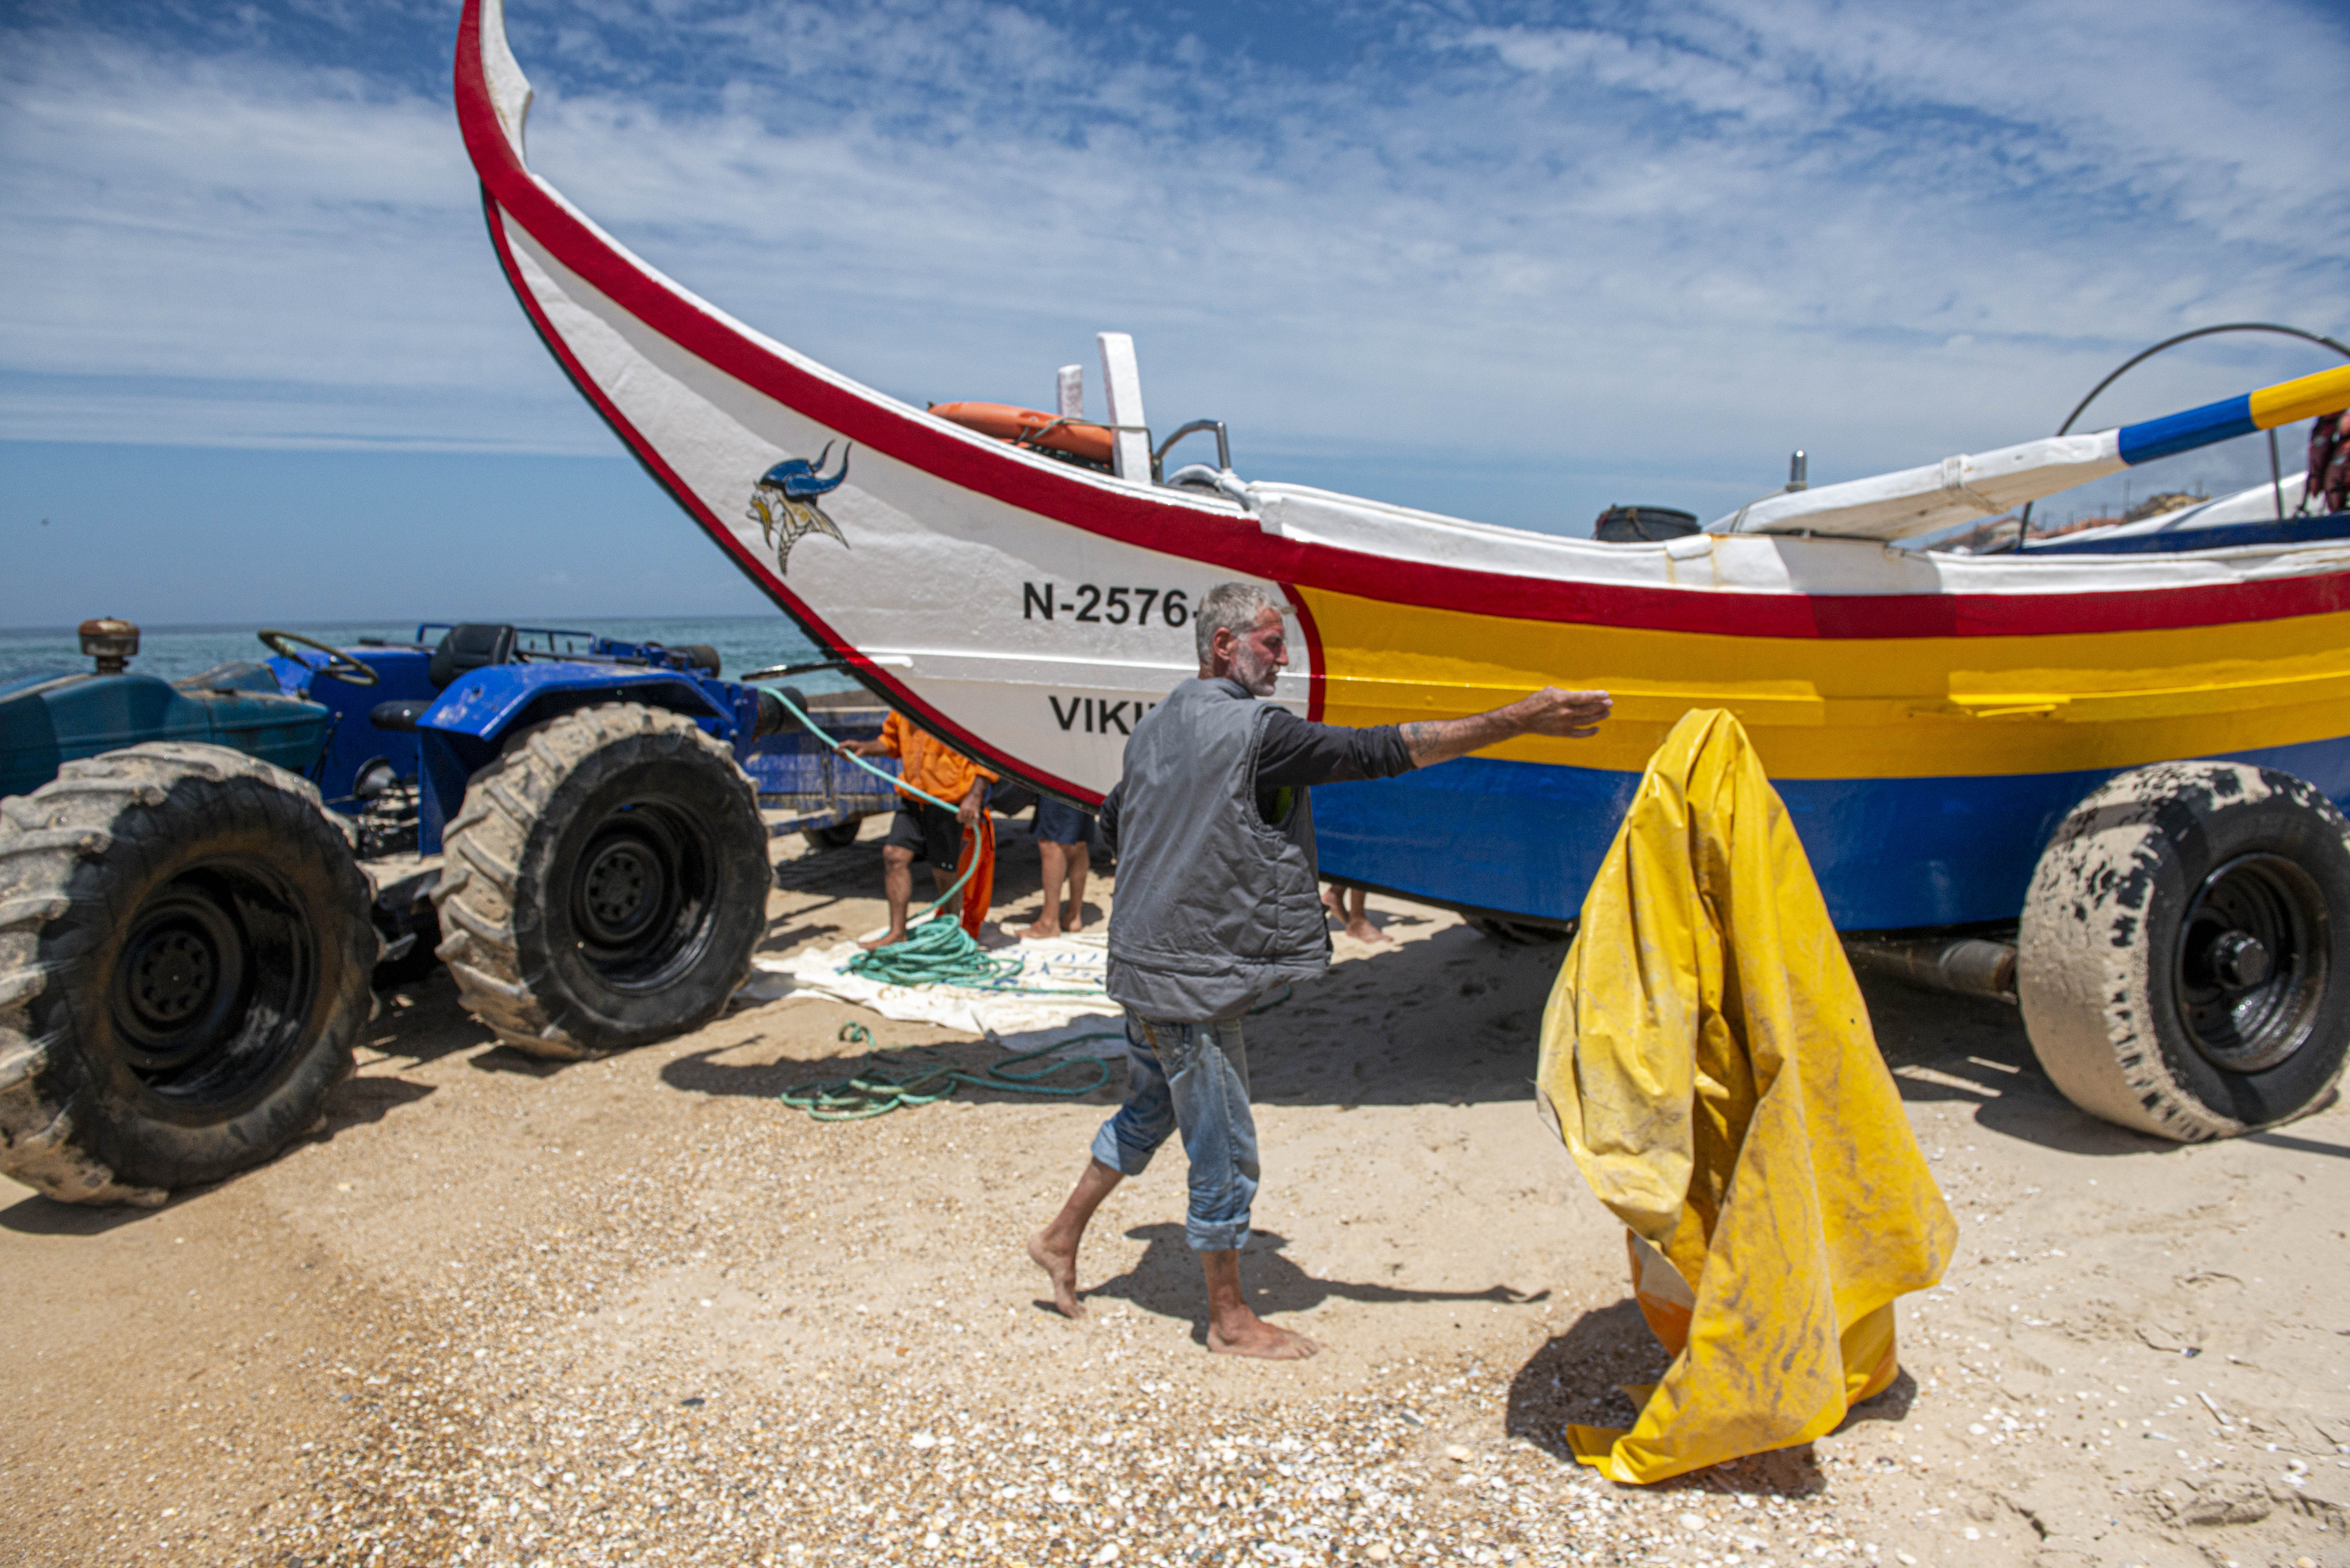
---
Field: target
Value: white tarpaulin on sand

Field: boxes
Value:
[742,933,1125,1039]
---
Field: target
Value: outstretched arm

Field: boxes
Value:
[1400,688,1612,768]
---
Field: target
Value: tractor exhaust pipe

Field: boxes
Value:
[79,617,139,675]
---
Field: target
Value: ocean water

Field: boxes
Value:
[0,615,861,694]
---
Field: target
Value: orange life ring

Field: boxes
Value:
[930,401,1116,467]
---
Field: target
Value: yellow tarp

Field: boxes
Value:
[1535,709,1957,1485]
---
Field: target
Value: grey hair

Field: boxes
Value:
[1194,582,1289,666]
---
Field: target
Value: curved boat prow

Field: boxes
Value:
[470,0,533,158]
[454,0,1306,811]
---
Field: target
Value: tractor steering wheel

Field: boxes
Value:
[258,629,379,687]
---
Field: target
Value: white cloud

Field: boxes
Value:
[2,0,2343,529]
[0,30,608,451]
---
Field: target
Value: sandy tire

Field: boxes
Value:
[0,743,372,1203]
[434,704,768,1059]
[2018,761,2350,1141]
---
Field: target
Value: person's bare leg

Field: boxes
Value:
[1060,843,1091,932]
[1026,841,1068,940]
[1343,886,1387,944]
[1200,1249,1320,1359]
[932,865,958,918]
[1028,1157,1123,1319]
[861,843,916,948]
[1321,882,1343,917]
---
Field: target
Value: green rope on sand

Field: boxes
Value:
[780,1020,1122,1121]
[844,916,1022,987]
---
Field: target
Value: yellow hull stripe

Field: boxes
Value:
[1298,587,2350,780]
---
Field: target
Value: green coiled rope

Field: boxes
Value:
[767,684,1098,990]
[843,917,1023,987]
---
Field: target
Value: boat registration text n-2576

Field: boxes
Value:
[1022,583,1190,627]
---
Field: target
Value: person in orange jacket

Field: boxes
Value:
[843,711,996,948]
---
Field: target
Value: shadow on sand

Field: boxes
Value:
[1073,1225,1547,1345]
[1855,970,2186,1157]
[1497,1299,1925,1497]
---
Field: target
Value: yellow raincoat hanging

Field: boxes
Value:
[1535,709,1957,1485]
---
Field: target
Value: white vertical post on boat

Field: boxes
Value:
[1097,332,1150,482]
[1057,365,1084,421]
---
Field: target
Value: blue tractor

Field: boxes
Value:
[0,619,813,1205]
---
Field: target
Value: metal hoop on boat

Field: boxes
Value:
[1150,419,1231,484]
[2010,322,2350,551]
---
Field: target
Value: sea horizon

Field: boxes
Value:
[0,613,858,692]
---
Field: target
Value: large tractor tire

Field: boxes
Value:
[2019,762,2350,1141]
[436,704,768,1059]
[0,744,373,1204]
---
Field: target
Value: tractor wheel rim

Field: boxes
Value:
[570,801,716,990]
[107,866,318,1105]
[578,833,669,945]
[112,888,246,1070]
[2173,852,2328,1074]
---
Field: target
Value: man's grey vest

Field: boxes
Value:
[1106,678,1331,1021]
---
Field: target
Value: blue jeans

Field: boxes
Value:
[1088,1011,1259,1253]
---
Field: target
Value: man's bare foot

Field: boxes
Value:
[1343,916,1388,943]
[859,928,908,951]
[1021,911,1059,941]
[1027,1229,1086,1319]
[1059,900,1086,934]
[1320,887,1343,916]
[1207,1318,1321,1360]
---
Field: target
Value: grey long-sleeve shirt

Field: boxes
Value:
[1097,679,1414,851]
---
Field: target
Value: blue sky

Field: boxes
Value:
[3,0,2346,625]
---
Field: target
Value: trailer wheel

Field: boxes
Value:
[808,819,862,851]
[2018,762,2350,1141]
[436,705,768,1059]
[0,744,372,1203]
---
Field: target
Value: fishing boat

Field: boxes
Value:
[453,0,2350,1140]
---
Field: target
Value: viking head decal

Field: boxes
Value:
[747,442,852,575]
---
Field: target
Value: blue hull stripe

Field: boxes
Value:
[2118,394,2256,465]
[1312,734,2350,932]
[2031,509,2350,557]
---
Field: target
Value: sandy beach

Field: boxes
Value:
[2,818,2345,1568]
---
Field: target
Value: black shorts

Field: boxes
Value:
[886,801,965,867]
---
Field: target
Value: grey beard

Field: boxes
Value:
[1231,652,1281,697]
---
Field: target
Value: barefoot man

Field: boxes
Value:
[1029,583,1611,1358]
[1023,796,1096,940]
[1323,879,1386,943]
[843,710,994,949]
